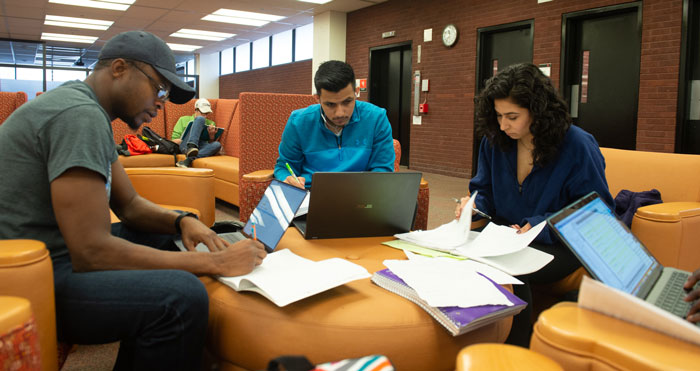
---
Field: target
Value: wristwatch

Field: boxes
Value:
[175,212,198,234]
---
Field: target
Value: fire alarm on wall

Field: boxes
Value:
[419,103,429,114]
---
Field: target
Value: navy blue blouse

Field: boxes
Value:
[469,125,614,244]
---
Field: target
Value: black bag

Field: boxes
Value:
[141,126,181,155]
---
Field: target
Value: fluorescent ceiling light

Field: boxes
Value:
[170,29,235,41]
[298,0,333,3]
[167,43,201,52]
[45,15,114,30]
[48,0,134,11]
[202,8,285,27]
[41,32,98,43]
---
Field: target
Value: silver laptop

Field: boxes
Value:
[292,172,422,239]
[547,191,698,323]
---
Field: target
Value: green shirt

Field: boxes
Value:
[0,80,117,258]
[171,115,216,140]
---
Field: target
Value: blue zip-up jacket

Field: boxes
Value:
[469,125,614,244]
[274,100,395,188]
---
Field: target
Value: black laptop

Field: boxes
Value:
[547,191,699,323]
[292,172,422,239]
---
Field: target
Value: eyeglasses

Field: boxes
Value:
[130,63,170,102]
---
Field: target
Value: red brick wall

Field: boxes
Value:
[219,60,313,99]
[347,0,682,177]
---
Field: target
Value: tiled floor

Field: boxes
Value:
[61,168,470,370]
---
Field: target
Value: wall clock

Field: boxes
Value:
[442,24,459,47]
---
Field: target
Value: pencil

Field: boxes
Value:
[252,222,257,241]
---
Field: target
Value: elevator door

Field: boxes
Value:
[562,5,641,149]
[473,21,533,176]
[370,43,412,166]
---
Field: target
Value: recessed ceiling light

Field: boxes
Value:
[202,9,285,27]
[170,29,235,42]
[298,0,333,3]
[48,0,135,11]
[167,43,202,52]
[41,32,98,43]
[45,15,114,30]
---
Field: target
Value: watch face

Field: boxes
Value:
[442,24,458,47]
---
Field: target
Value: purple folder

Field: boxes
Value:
[372,268,526,336]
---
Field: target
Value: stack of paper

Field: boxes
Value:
[391,192,553,276]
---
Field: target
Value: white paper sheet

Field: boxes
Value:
[403,251,523,285]
[453,221,547,258]
[383,258,513,308]
[394,191,476,248]
[578,276,700,346]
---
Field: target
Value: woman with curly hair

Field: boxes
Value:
[455,62,613,346]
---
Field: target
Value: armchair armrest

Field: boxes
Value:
[240,169,275,223]
[124,167,216,227]
[0,240,58,371]
[241,169,274,183]
[631,201,700,271]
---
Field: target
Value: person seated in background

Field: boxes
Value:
[171,98,224,168]
[455,62,613,347]
[0,31,266,369]
[685,268,700,323]
[274,60,395,189]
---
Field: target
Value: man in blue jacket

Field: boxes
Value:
[274,60,395,188]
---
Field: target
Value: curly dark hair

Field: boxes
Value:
[474,63,571,167]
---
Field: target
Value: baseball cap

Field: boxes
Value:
[194,98,212,114]
[98,31,195,104]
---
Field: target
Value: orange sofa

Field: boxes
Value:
[0,91,27,125]
[113,93,318,209]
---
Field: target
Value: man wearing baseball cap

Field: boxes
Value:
[0,30,265,369]
[171,98,224,168]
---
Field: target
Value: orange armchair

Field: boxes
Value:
[530,302,700,370]
[124,167,216,227]
[240,139,430,230]
[601,148,700,271]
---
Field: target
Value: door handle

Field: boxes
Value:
[570,84,579,118]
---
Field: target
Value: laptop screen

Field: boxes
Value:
[243,180,308,252]
[549,192,660,295]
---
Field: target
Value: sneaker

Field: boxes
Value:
[186,145,199,158]
[176,158,193,168]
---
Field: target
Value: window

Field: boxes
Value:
[295,23,313,61]
[252,37,270,69]
[0,67,14,79]
[272,30,292,66]
[221,47,233,75]
[16,68,43,81]
[236,43,250,72]
[50,69,87,82]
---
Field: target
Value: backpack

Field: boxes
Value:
[141,126,181,155]
[122,134,152,155]
[141,126,181,164]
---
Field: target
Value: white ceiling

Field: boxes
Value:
[0,0,385,66]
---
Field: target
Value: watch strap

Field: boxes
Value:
[175,212,198,234]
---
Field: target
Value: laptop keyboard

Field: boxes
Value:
[656,271,695,319]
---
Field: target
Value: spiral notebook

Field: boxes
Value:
[371,268,526,336]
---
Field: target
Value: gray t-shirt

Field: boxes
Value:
[0,80,117,258]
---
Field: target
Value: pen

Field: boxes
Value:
[452,197,493,220]
[285,162,304,187]
[252,222,257,241]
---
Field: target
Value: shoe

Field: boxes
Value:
[176,158,193,168]
[186,145,199,158]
